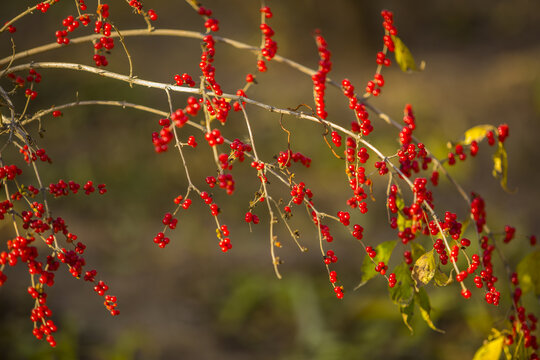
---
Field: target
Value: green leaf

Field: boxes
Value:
[492,141,509,191]
[357,240,397,288]
[517,250,540,296]
[391,35,417,72]
[400,301,415,334]
[473,331,504,360]
[462,125,495,145]
[411,250,436,289]
[397,215,413,233]
[389,262,414,306]
[434,267,453,287]
[415,288,444,333]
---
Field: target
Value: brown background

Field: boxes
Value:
[1,0,539,359]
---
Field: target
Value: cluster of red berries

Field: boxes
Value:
[94,20,112,36]
[19,145,51,163]
[399,104,416,145]
[333,285,344,299]
[0,164,22,180]
[77,0,87,11]
[94,36,114,51]
[6,72,25,87]
[203,17,219,32]
[388,273,397,287]
[324,250,338,265]
[200,192,220,216]
[218,225,232,252]
[433,238,449,265]
[55,12,90,45]
[260,24,277,61]
[340,80,374,136]
[311,32,331,119]
[381,10,397,35]
[245,211,260,224]
[104,294,120,316]
[199,35,223,96]
[170,108,189,128]
[207,173,235,195]
[204,128,224,147]
[153,232,170,248]
[470,193,486,232]
[331,131,342,147]
[229,138,252,163]
[504,225,516,243]
[36,2,51,13]
[152,119,173,153]
[98,4,110,18]
[128,0,143,11]
[509,276,538,353]
[337,211,350,226]
[48,180,81,197]
[374,160,389,175]
[162,212,178,230]
[276,149,311,168]
[26,69,41,84]
[351,224,364,240]
[174,73,196,87]
[207,97,232,123]
[329,270,338,284]
[290,182,312,205]
[382,34,395,53]
[374,261,388,275]
[366,73,386,96]
[147,9,158,21]
[29,295,57,346]
[398,143,431,178]
[93,19,113,66]
[24,87,38,99]
[37,2,51,13]
[320,224,334,242]
[365,246,377,258]
[388,184,399,213]
[82,181,106,195]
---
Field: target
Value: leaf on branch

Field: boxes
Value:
[395,197,413,232]
[415,288,444,333]
[473,330,504,360]
[411,250,436,290]
[434,267,453,287]
[389,262,414,306]
[356,240,397,288]
[517,250,540,296]
[492,141,510,191]
[461,125,495,145]
[400,301,415,334]
[391,35,417,72]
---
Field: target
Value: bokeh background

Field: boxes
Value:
[1,0,539,359]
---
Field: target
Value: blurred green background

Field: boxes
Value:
[1,0,539,359]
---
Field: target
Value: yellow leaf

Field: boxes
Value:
[473,333,504,360]
[391,35,417,72]
[462,125,495,145]
[434,267,453,287]
[411,250,436,289]
[517,250,540,296]
[492,141,509,191]
[416,288,445,333]
[400,301,414,334]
